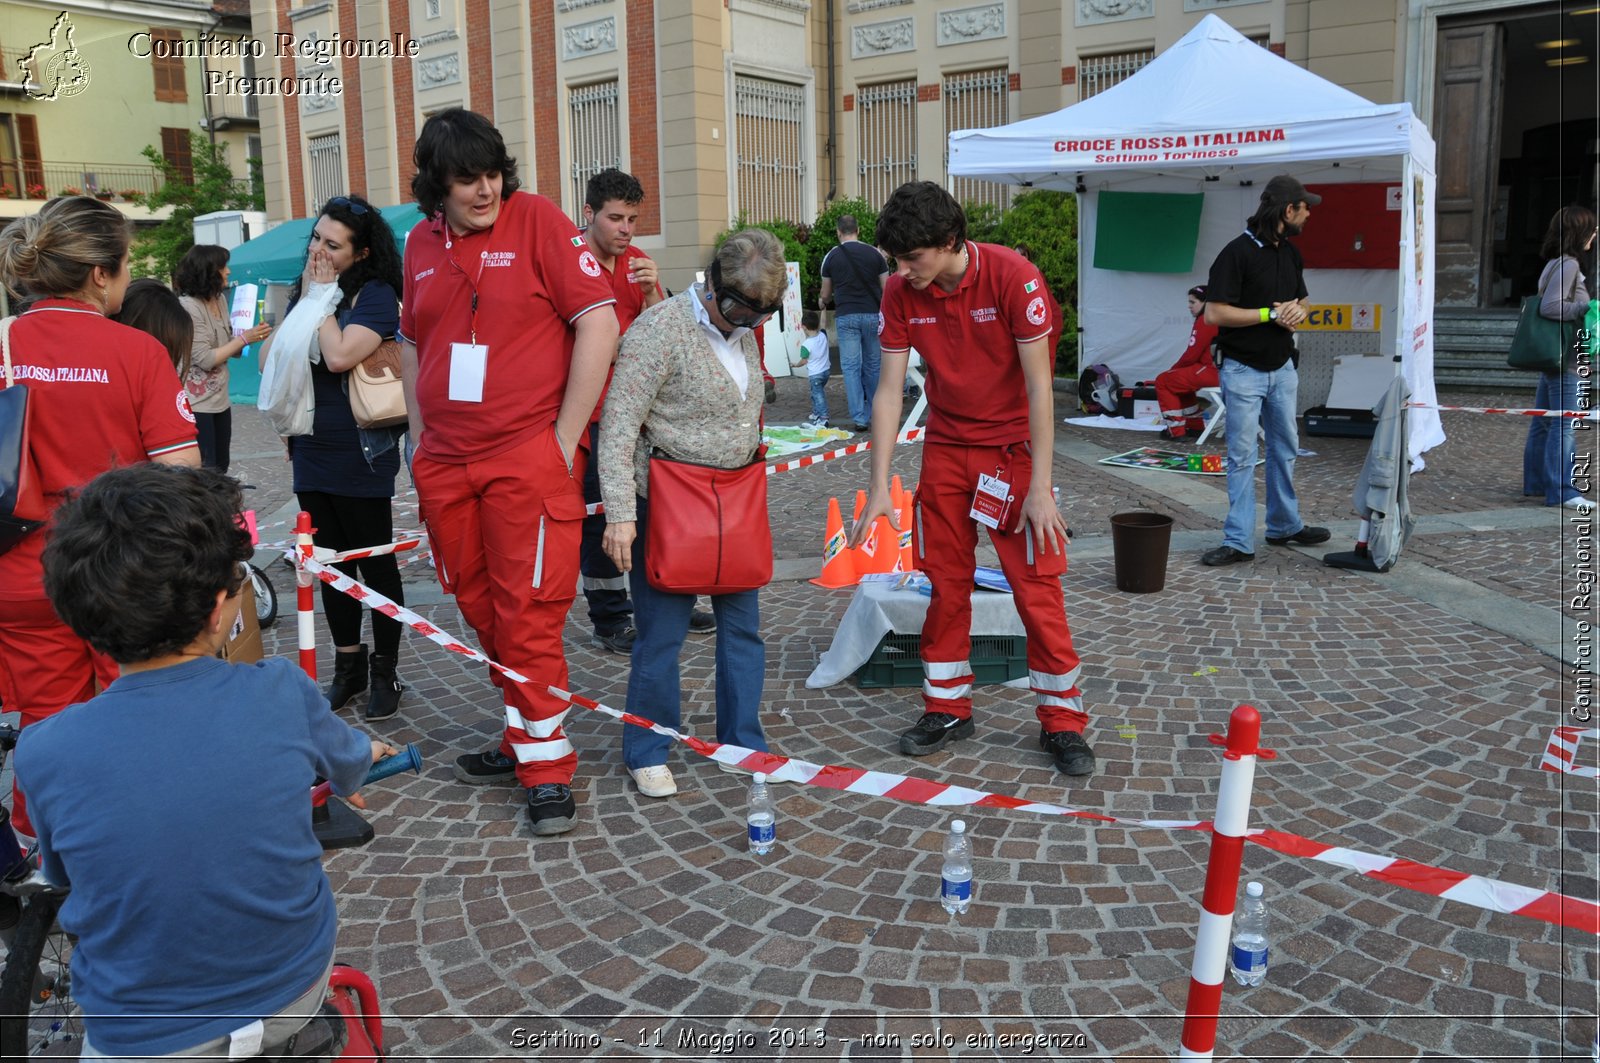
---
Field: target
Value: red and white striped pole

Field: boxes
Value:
[1179,703,1275,1061]
[295,511,317,680]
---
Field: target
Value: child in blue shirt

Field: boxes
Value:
[15,464,397,1060]
[793,308,832,427]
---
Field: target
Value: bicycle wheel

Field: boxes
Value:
[249,564,279,628]
[0,891,78,1058]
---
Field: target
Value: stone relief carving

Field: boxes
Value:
[417,53,460,87]
[562,17,617,59]
[851,17,914,58]
[937,3,1004,46]
[416,29,459,47]
[846,0,911,10]
[557,0,611,10]
[1185,0,1266,9]
[1075,0,1151,26]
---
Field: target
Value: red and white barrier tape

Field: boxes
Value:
[1541,726,1600,779]
[1406,401,1600,420]
[293,552,1600,935]
[314,537,425,564]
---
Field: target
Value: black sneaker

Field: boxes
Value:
[898,712,975,756]
[688,608,716,634]
[1201,546,1255,567]
[1039,729,1096,777]
[526,783,577,835]
[593,625,636,654]
[1265,525,1331,546]
[453,748,517,785]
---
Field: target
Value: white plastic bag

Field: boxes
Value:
[257,281,341,436]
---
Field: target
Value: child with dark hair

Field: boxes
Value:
[112,276,193,377]
[792,307,832,426]
[16,463,396,1060]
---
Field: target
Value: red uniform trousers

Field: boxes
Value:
[1154,357,1219,435]
[415,426,587,787]
[0,596,119,834]
[914,442,1087,733]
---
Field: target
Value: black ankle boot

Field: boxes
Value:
[325,646,368,710]
[366,654,404,721]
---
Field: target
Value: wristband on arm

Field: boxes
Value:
[1258,307,1271,323]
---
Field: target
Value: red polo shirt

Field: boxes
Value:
[0,300,197,600]
[588,243,660,424]
[399,191,617,463]
[879,242,1053,446]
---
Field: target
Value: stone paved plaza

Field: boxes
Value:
[219,377,1596,1061]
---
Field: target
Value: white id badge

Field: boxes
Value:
[969,473,1012,530]
[448,342,488,403]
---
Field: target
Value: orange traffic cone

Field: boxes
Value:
[893,485,915,573]
[811,496,858,588]
[852,487,899,575]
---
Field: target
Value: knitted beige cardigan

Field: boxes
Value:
[597,287,765,524]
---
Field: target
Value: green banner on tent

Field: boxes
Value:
[1093,191,1204,273]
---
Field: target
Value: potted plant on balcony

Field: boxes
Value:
[94,188,114,201]
[120,189,142,203]
[60,185,82,197]
[0,185,15,200]
[25,184,45,199]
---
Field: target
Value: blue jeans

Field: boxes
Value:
[1220,359,1306,552]
[835,312,881,425]
[621,495,768,770]
[1522,367,1585,505]
[807,370,830,422]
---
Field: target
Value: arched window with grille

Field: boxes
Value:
[733,73,807,223]
[568,80,620,224]
[943,67,1012,212]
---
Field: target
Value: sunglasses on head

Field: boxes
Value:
[326,196,369,216]
[710,261,781,328]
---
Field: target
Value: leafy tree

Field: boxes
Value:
[127,134,264,282]
[965,191,1079,374]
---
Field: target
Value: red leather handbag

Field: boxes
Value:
[645,447,772,595]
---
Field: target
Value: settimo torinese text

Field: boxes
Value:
[126,31,418,96]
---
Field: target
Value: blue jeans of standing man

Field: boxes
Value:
[835,312,881,425]
[1522,366,1586,505]
[621,495,769,770]
[807,370,830,423]
[1220,358,1308,552]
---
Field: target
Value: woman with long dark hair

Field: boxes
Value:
[257,194,408,719]
[113,276,193,378]
[176,244,270,471]
[1523,205,1596,511]
[0,196,199,833]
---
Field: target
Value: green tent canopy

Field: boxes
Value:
[226,203,428,287]
[225,203,426,403]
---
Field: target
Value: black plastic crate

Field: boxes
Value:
[854,632,1029,689]
[1303,405,1377,438]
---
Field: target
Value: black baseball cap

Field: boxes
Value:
[1261,175,1322,207]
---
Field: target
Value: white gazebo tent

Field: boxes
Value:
[948,14,1444,462]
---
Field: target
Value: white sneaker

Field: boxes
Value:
[629,765,677,798]
[1563,496,1595,513]
[717,759,787,781]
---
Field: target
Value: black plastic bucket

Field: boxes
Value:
[1109,511,1174,593]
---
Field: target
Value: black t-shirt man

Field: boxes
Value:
[1206,230,1307,372]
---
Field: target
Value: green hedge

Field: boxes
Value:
[716,188,1079,374]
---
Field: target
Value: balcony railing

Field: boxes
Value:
[0,46,35,88]
[0,161,166,201]
[209,95,260,123]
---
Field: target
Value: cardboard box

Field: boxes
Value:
[220,580,263,665]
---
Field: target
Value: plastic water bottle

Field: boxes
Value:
[1229,880,1270,987]
[746,772,776,855]
[940,819,973,915]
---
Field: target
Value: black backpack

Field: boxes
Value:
[1077,363,1121,415]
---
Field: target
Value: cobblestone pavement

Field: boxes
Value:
[223,381,1596,1061]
